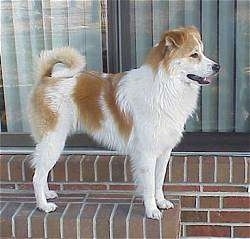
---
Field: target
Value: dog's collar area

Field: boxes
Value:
[186,74,211,85]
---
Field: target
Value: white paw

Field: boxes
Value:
[156,199,174,209]
[45,190,58,199]
[146,207,162,220]
[38,202,57,213]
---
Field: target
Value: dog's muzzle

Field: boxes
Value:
[187,74,211,85]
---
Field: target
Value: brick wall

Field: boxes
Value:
[0,154,249,238]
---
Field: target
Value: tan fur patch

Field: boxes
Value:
[73,72,133,140]
[146,26,202,72]
[30,78,59,140]
[73,72,104,132]
[104,73,133,140]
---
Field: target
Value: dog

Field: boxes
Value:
[29,26,219,219]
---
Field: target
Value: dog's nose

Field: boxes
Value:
[212,64,220,73]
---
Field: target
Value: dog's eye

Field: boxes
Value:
[190,53,199,58]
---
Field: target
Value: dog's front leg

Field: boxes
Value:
[133,153,162,220]
[155,150,174,210]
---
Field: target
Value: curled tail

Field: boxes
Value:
[36,47,86,81]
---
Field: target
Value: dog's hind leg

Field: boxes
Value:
[32,129,68,212]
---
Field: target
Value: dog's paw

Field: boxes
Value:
[156,199,174,210]
[38,202,57,213]
[146,207,162,220]
[45,190,58,199]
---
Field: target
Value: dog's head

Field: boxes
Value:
[146,26,220,85]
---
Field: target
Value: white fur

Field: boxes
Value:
[30,40,218,219]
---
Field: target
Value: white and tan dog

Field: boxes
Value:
[29,26,219,219]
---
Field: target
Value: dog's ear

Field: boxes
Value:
[186,26,201,40]
[164,30,187,49]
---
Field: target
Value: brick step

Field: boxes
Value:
[1,154,249,193]
[0,191,181,238]
[1,154,249,184]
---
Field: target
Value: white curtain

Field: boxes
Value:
[1,0,104,132]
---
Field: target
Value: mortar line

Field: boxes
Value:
[94,155,99,182]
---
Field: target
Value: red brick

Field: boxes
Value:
[80,204,98,238]
[181,211,207,222]
[88,193,132,199]
[14,203,36,238]
[54,194,86,203]
[96,155,111,181]
[171,156,185,182]
[234,226,250,238]
[16,183,33,190]
[162,202,181,239]
[46,203,67,238]
[53,155,68,181]
[67,155,82,182]
[247,157,250,184]
[109,184,135,191]
[87,197,132,203]
[16,182,60,191]
[81,155,96,182]
[224,196,250,208]
[63,183,107,190]
[9,155,24,181]
[0,155,11,181]
[164,185,200,192]
[48,183,61,191]
[145,217,161,238]
[232,157,245,183]
[187,156,199,182]
[0,183,15,189]
[96,204,114,238]
[24,155,34,181]
[30,208,46,237]
[125,158,133,182]
[181,196,196,208]
[202,156,215,183]
[203,185,248,192]
[217,157,230,183]
[210,211,250,223]
[111,156,125,182]
[186,225,230,237]
[63,203,82,238]
[0,202,21,238]
[164,165,170,183]
[200,196,220,208]
[113,204,130,238]
[128,204,144,238]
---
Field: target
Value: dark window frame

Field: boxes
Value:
[1,132,250,152]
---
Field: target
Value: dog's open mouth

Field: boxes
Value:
[187,74,212,85]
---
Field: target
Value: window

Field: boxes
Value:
[1,0,249,149]
[1,0,107,132]
[115,0,250,133]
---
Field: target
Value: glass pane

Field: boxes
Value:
[127,0,250,132]
[0,0,107,132]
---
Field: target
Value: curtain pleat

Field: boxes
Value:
[184,0,201,132]
[1,0,22,131]
[235,0,250,132]
[218,0,235,132]
[201,0,219,132]
[134,0,153,66]
[12,0,33,131]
